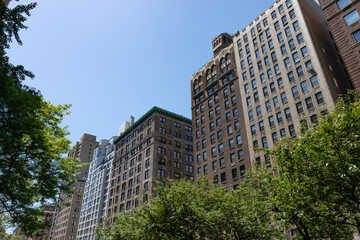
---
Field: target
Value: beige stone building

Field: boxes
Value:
[105,107,194,224]
[191,0,352,190]
[52,134,98,240]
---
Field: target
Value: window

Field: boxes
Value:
[258,61,263,70]
[235,121,240,130]
[305,97,314,109]
[233,108,239,117]
[284,108,292,119]
[305,60,312,69]
[271,51,277,62]
[203,165,208,174]
[292,52,300,63]
[262,137,268,148]
[286,0,292,7]
[246,97,252,106]
[274,21,280,31]
[282,16,288,26]
[301,46,309,57]
[247,55,252,64]
[293,21,300,31]
[229,138,234,148]
[277,33,284,43]
[236,135,242,145]
[263,87,269,97]
[256,106,262,116]
[259,33,264,42]
[239,49,244,58]
[210,122,215,130]
[211,147,216,156]
[212,161,218,170]
[267,69,273,79]
[227,125,233,134]
[262,44,267,53]
[253,140,258,149]
[277,78,284,88]
[273,96,280,108]
[264,56,270,66]
[272,132,278,142]
[217,130,223,139]
[296,102,304,114]
[289,39,295,49]
[274,64,281,75]
[278,4,284,13]
[249,110,254,121]
[289,125,296,137]
[344,10,359,26]
[284,57,291,68]
[263,17,268,26]
[253,38,258,47]
[249,67,255,76]
[292,86,299,98]
[244,84,250,93]
[269,39,274,49]
[280,92,288,104]
[238,149,244,160]
[296,66,304,77]
[285,27,292,37]
[288,71,295,82]
[315,92,324,104]
[241,60,246,69]
[281,45,287,55]
[300,81,309,93]
[271,10,277,19]
[266,100,272,111]
[232,168,238,179]
[221,172,226,182]
[311,115,319,126]
[270,82,276,92]
[257,23,262,32]
[259,121,265,132]
[337,0,352,10]
[260,73,266,83]
[277,112,283,123]
[297,33,304,43]
[244,33,248,42]
[353,29,360,43]
[252,79,257,89]
[269,116,275,127]
[209,110,214,119]
[289,9,296,19]
[225,100,230,109]
[310,76,319,88]
[280,128,286,138]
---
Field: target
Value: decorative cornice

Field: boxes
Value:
[114,106,192,144]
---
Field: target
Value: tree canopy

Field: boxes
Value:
[0,2,81,235]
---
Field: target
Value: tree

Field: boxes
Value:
[97,178,279,240]
[261,92,360,239]
[0,2,81,235]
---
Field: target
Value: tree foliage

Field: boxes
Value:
[263,92,360,239]
[0,1,81,235]
[96,178,278,240]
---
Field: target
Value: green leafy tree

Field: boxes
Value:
[97,178,279,240]
[0,2,81,235]
[260,92,360,239]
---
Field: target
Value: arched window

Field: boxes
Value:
[211,65,216,73]
[206,69,211,77]
[226,53,231,61]
[198,76,202,83]
[220,58,225,65]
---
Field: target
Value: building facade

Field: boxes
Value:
[318,0,360,91]
[105,107,194,223]
[191,0,353,188]
[52,134,98,240]
[76,137,116,240]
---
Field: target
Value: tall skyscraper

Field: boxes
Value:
[318,0,360,91]
[191,0,353,187]
[52,134,98,240]
[105,107,194,223]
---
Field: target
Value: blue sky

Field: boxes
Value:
[8,0,275,144]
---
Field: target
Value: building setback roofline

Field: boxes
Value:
[113,106,192,144]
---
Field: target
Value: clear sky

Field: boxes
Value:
[8,0,276,145]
